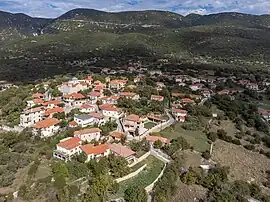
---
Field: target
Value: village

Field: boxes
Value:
[1,63,270,202]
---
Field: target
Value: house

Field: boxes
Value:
[110,131,125,141]
[93,85,104,94]
[172,108,187,122]
[180,98,196,105]
[190,83,203,91]
[134,77,140,83]
[74,128,102,142]
[20,107,45,128]
[33,118,60,137]
[60,77,88,95]
[43,107,65,118]
[32,93,44,99]
[217,89,231,95]
[156,82,165,88]
[151,95,164,102]
[63,92,87,107]
[108,144,136,164]
[88,91,101,104]
[42,100,62,109]
[109,80,128,90]
[123,114,144,136]
[69,121,79,128]
[85,76,93,85]
[147,114,166,124]
[100,96,120,105]
[27,99,44,107]
[146,135,170,145]
[74,114,95,128]
[89,112,106,126]
[80,144,110,162]
[100,104,122,118]
[149,70,162,76]
[258,108,270,121]
[80,104,95,113]
[53,137,82,161]
[246,83,259,91]
[119,92,140,100]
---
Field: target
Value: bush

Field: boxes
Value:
[202,150,211,160]
[28,160,40,176]
[244,144,255,151]
[207,132,218,142]
[232,139,241,145]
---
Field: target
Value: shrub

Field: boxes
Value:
[232,139,241,145]
[244,144,255,151]
[207,132,218,142]
[202,150,211,160]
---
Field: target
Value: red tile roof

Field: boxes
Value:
[180,98,195,104]
[146,135,170,144]
[24,107,44,114]
[32,93,44,99]
[151,95,164,101]
[44,107,64,116]
[111,132,124,139]
[125,114,142,122]
[57,137,81,150]
[74,128,101,136]
[80,104,95,109]
[33,99,45,104]
[80,144,109,155]
[99,104,114,110]
[43,100,62,106]
[172,108,187,114]
[88,91,101,97]
[64,92,85,100]
[120,92,136,97]
[89,112,105,119]
[33,118,60,129]
[108,144,135,158]
[86,76,93,81]
[110,80,127,85]
[69,121,78,127]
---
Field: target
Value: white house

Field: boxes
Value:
[108,144,136,164]
[172,108,187,122]
[119,92,140,100]
[32,118,60,137]
[53,137,82,161]
[80,103,96,113]
[60,77,88,95]
[190,83,204,91]
[74,114,95,128]
[123,114,144,136]
[151,95,164,102]
[88,91,101,104]
[100,96,120,105]
[80,144,110,162]
[63,92,87,107]
[246,83,259,91]
[74,128,102,142]
[109,80,127,90]
[20,107,45,128]
[27,99,44,108]
[100,105,123,119]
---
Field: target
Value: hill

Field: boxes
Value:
[0,8,270,82]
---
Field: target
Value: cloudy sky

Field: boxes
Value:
[0,0,269,18]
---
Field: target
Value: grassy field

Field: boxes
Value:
[144,122,156,129]
[160,123,210,152]
[112,156,164,198]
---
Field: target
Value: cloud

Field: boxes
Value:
[0,0,269,18]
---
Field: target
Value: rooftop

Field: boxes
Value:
[125,114,142,122]
[57,137,81,150]
[108,144,135,158]
[146,135,170,144]
[74,128,101,135]
[80,144,109,155]
[34,118,60,129]
[75,114,92,121]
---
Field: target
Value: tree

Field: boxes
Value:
[180,169,198,185]
[76,152,87,163]
[124,185,147,202]
[207,132,218,142]
[103,89,112,96]
[202,150,211,160]
[153,140,163,149]
[53,112,65,120]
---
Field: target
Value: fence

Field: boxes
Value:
[145,163,167,193]
[115,164,147,183]
[128,151,151,167]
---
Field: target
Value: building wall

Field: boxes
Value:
[20,111,44,128]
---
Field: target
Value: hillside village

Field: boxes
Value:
[1,62,270,202]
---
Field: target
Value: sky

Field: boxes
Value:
[0,0,269,18]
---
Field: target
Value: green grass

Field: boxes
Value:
[144,122,157,129]
[160,123,210,152]
[112,156,164,198]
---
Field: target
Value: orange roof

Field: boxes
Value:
[172,108,187,114]
[102,106,121,112]
[86,76,93,81]
[181,98,195,104]
[80,104,95,109]
[110,80,127,85]
[120,92,136,97]
[44,107,64,116]
[43,100,62,106]
[88,91,101,97]
[171,93,184,97]
[69,121,78,127]
[146,135,170,144]
[89,112,105,119]
[99,104,114,110]
[111,132,124,139]
[33,99,45,104]
[64,92,85,100]
[80,144,109,155]
[57,137,81,150]
[151,95,164,101]
[24,107,44,114]
[94,85,104,91]
[108,144,135,158]
[74,128,101,136]
[32,93,44,99]
[125,114,142,122]
[33,118,60,129]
